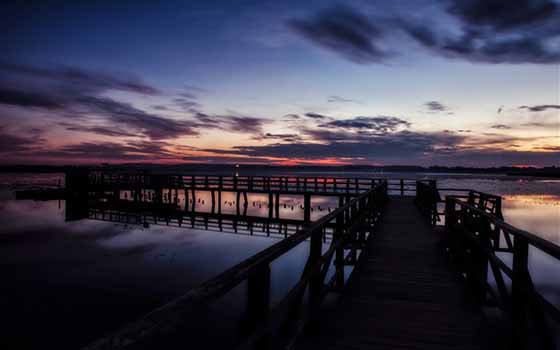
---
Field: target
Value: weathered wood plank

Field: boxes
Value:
[296,197,492,350]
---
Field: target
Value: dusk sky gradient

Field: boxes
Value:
[1,0,559,166]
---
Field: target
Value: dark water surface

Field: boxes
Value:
[0,172,558,349]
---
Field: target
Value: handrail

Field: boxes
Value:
[83,181,389,350]
[82,171,418,196]
[445,196,560,350]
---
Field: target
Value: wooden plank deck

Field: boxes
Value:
[296,197,492,350]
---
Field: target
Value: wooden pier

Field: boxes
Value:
[295,197,488,349]
[34,171,560,350]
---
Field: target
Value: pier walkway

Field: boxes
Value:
[49,171,559,350]
[296,197,487,350]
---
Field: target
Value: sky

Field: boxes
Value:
[0,0,559,167]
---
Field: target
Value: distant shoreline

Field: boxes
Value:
[0,164,558,178]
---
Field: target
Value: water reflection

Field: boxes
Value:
[1,172,560,349]
[502,194,560,246]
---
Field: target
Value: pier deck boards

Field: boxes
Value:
[296,197,489,350]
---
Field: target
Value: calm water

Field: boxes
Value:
[1,172,559,348]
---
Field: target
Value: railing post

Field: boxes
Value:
[334,212,345,290]
[400,179,404,196]
[242,264,271,345]
[470,216,490,305]
[511,235,530,350]
[445,197,458,260]
[268,192,274,219]
[308,227,323,330]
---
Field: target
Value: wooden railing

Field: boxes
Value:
[415,180,504,226]
[445,196,560,350]
[84,171,417,196]
[83,181,388,350]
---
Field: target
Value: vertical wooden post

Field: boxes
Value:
[400,179,404,196]
[334,212,345,289]
[471,217,490,305]
[511,235,529,350]
[242,264,271,343]
[268,192,274,219]
[236,191,241,216]
[274,192,280,219]
[308,227,323,328]
[211,190,216,214]
[217,189,222,214]
[304,193,311,224]
[191,188,196,212]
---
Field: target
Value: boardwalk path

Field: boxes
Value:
[296,197,491,350]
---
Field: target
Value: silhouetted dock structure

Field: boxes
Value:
[19,170,560,350]
[296,197,487,349]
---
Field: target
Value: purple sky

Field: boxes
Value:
[1,0,559,166]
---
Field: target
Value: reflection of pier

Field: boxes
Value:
[19,170,560,350]
[66,171,419,228]
[76,174,417,242]
[88,201,311,239]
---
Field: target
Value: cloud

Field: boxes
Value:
[519,104,560,112]
[304,112,329,120]
[0,126,38,153]
[448,0,558,29]
[328,95,355,103]
[288,5,389,63]
[521,121,559,128]
[202,130,465,162]
[172,97,201,112]
[255,133,302,142]
[199,129,560,167]
[490,124,512,129]
[32,140,180,161]
[59,122,138,137]
[0,63,159,95]
[403,0,560,64]
[289,1,560,65]
[76,96,199,140]
[318,116,411,133]
[425,101,449,112]
[538,146,560,151]
[193,113,266,134]
[0,88,63,109]
[0,62,204,141]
